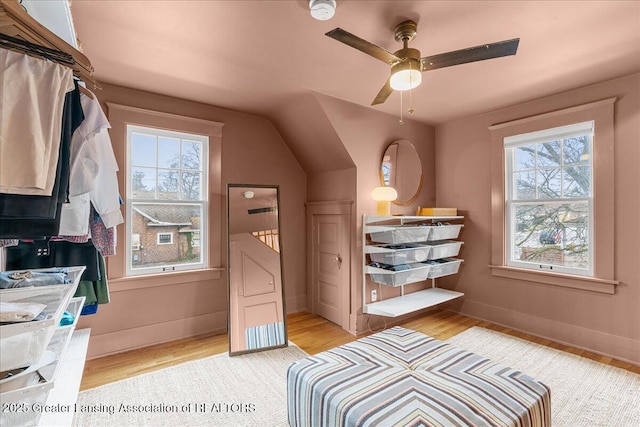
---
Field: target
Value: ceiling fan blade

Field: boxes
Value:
[326,28,402,65]
[371,79,393,105]
[421,38,520,71]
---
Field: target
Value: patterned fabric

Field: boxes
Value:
[89,204,116,256]
[287,327,550,427]
[245,321,285,350]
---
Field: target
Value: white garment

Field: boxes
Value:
[0,48,74,195]
[58,193,90,236]
[0,301,47,322]
[58,92,123,235]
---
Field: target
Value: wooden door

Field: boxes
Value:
[312,214,349,327]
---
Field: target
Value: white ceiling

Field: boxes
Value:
[70,0,640,126]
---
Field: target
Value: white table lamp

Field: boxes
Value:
[371,186,398,216]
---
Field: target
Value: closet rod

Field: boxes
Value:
[0,0,100,90]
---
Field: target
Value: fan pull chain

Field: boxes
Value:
[399,91,404,125]
[408,62,414,114]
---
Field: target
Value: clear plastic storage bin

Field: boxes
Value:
[368,244,431,265]
[369,226,431,244]
[426,224,463,241]
[0,267,84,371]
[0,295,83,427]
[367,263,431,287]
[426,258,463,279]
[425,241,463,260]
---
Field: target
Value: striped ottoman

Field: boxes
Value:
[287,326,550,427]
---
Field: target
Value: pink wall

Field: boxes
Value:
[78,83,307,358]
[312,94,437,333]
[435,73,640,364]
[307,168,356,202]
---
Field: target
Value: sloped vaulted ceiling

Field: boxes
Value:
[269,92,354,174]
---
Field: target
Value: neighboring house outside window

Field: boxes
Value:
[489,98,618,294]
[126,125,208,275]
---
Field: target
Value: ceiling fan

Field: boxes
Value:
[326,20,520,106]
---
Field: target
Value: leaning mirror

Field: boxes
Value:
[380,140,423,205]
[227,184,287,355]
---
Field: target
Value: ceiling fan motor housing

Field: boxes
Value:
[394,20,418,43]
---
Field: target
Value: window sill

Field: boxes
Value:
[109,267,224,292]
[489,265,618,294]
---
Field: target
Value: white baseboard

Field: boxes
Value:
[458,299,640,366]
[86,311,228,359]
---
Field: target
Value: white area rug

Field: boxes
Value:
[447,327,640,427]
[74,328,640,426]
[72,345,307,427]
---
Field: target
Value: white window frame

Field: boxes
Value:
[156,232,174,245]
[488,98,618,294]
[504,121,594,277]
[125,125,209,276]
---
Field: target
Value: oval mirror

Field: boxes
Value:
[380,140,423,205]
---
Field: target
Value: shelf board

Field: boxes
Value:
[39,329,91,426]
[365,215,464,224]
[364,288,463,318]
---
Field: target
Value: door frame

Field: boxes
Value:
[306,201,352,331]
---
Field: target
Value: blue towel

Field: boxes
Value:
[59,311,75,326]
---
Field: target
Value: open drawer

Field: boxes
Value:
[0,325,75,427]
[425,258,463,279]
[367,243,432,265]
[366,263,432,287]
[0,267,85,372]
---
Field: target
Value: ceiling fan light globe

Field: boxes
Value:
[390,68,422,91]
[309,0,336,20]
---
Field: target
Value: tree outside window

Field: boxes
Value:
[505,122,593,276]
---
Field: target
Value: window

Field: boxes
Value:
[157,232,173,245]
[504,122,593,276]
[131,233,141,251]
[489,98,617,294]
[126,125,208,275]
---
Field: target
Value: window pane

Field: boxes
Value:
[537,168,561,198]
[131,133,156,167]
[514,144,535,171]
[158,137,180,168]
[157,170,179,199]
[130,203,203,270]
[131,167,156,199]
[514,170,536,199]
[157,233,173,245]
[182,140,202,170]
[512,202,589,270]
[563,166,591,197]
[536,140,561,167]
[181,172,201,200]
[563,136,590,165]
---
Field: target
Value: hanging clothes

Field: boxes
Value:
[89,204,116,257]
[0,48,74,195]
[4,240,101,282]
[74,252,110,306]
[0,82,83,237]
[58,90,123,237]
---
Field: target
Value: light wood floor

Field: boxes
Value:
[80,309,639,391]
